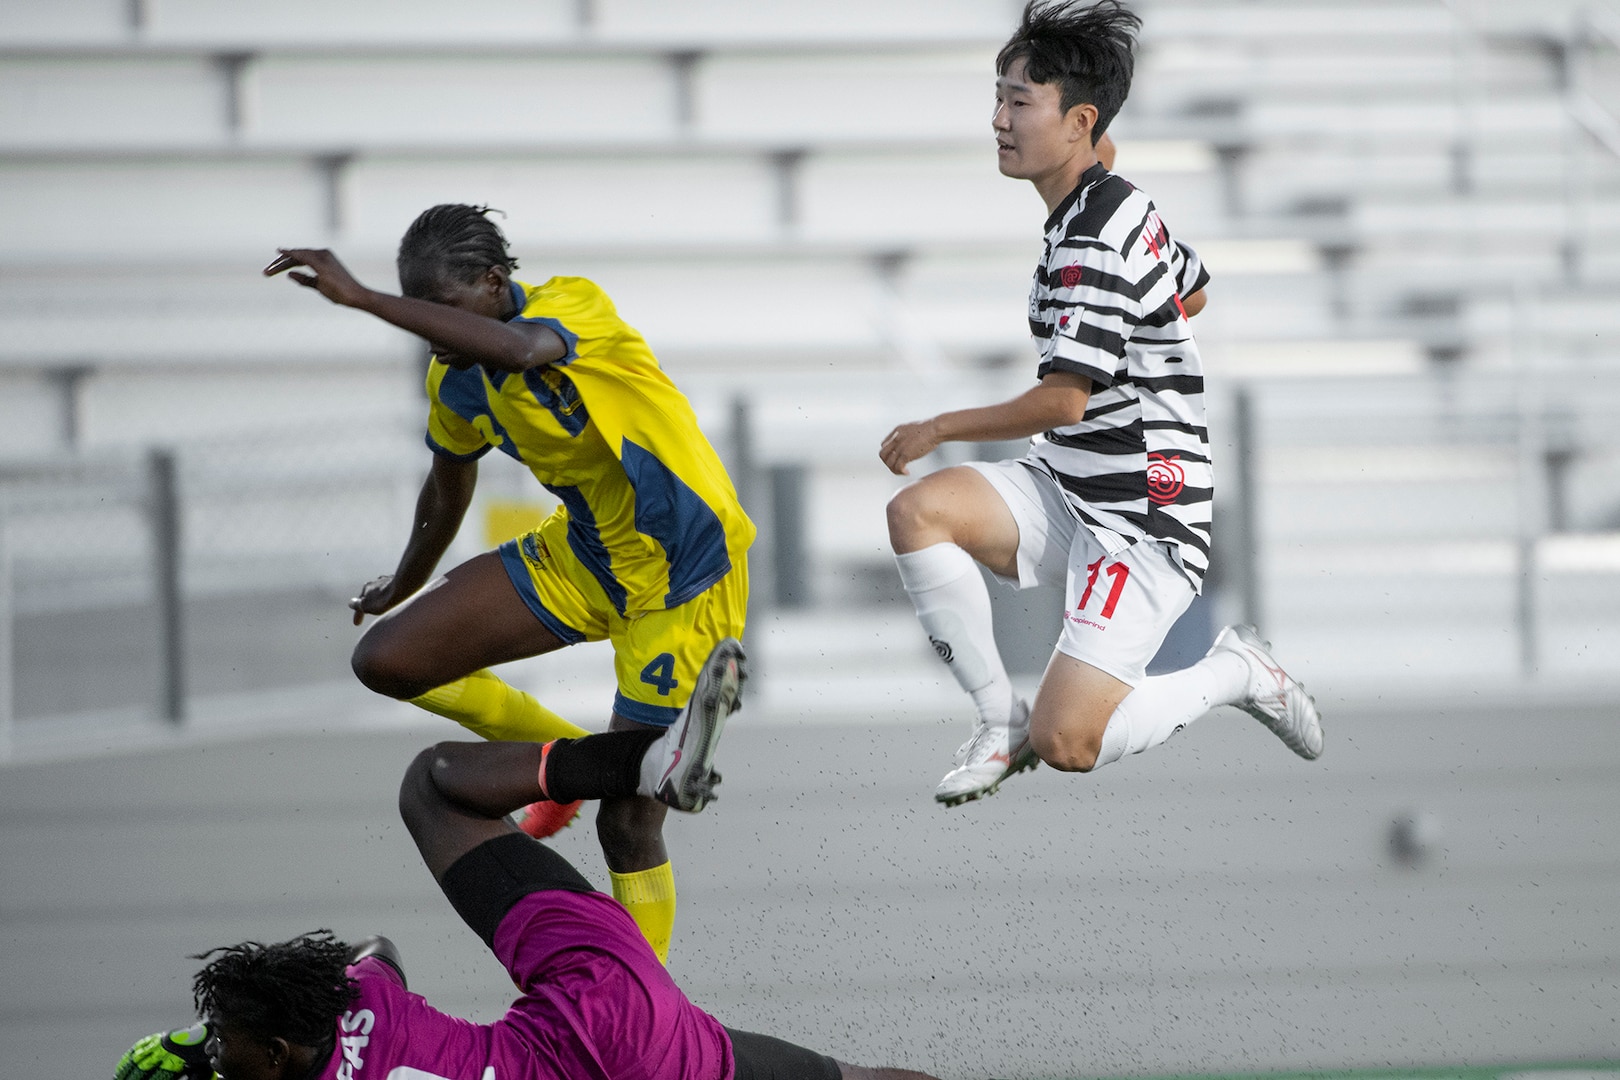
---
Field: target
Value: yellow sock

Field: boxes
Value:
[409,669,588,743]
[611,862,677,964]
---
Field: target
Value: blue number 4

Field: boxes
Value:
[639,653,679,696]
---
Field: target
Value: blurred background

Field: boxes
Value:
[1,0,1617,1077]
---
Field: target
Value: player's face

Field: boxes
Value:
[415,268,511,368]
[204,1015,282,1080]
[992,56,1090,183]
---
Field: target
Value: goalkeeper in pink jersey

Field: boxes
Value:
[112,642,940,1080]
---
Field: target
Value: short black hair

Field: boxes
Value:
[192,931,357,1047]
[997,0,1141,143]
[397,203,519,299]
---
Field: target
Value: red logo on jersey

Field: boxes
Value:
[1059,264,1083,288]
[1146,453,1185,505]
[1059,315,1070,328]
[1141,210,1167,260]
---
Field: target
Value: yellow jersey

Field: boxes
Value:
[425,277,754,616]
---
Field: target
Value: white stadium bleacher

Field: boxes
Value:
[0,56,227,148]
[344,154,784,248]
[3,0,1620,706]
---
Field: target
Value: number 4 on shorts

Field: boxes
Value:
[640,652,679,696]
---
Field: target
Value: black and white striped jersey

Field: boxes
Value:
[1023,162,1214,587]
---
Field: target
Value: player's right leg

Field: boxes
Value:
[890,461,1081,805]
[886,464,1025,799]
[352,549,591,744]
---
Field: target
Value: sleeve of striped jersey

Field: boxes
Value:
[1172,239,1211,298]
[1040,242,1139,387]
[424,396,492,461]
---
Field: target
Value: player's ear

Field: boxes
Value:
[1066,102,1098,145]
[482,264,509,295]
[265,1034,293,1074]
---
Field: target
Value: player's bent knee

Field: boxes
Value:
[1030,726,1102,773]
[885,482,950,549]
[397,746,442,834]
[884,485,924,544]
[351,635,432,700]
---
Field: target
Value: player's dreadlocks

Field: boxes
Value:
[397,203,520,299]
[997,0,1142,142]
[192,930,357,1046]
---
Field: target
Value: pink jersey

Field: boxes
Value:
[316,891,734,1080]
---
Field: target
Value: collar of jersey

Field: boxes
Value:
[1044,161,1111,234]
[503,280,529,321]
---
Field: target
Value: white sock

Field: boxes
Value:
[1093,650,1251,769]
[894,542,1015,728]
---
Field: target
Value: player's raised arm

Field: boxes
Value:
[265,247,565,373]
[879,371,1091,475]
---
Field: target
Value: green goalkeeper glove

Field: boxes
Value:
[113,1022,215,1080]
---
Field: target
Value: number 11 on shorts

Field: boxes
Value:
[1077,557,1130,619]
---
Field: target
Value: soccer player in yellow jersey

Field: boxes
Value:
[265,204,754,964]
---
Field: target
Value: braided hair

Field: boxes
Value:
[996,0,1141,142]
[192,930,357,1046]
[397,203,519,299]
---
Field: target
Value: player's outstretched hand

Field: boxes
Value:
[264,248,370,308]
[113,1022,215,1080]
[350,574,399,626]
[879,419,942,476]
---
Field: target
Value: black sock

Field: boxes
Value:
[543,729,663,803]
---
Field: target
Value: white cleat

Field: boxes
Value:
[638,638,747,812]
[1208,625,1323,760]
[935,698,1038,807]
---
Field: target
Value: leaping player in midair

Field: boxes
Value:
[266,205,753,961]
[880,0,1322,807]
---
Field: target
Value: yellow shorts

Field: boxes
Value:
[497,508,748,727]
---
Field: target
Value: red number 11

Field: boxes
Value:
[1077,557,1131,619]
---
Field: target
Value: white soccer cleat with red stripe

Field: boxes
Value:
[1209,624,1323,760]
[934,698,1037,807]
[637,637,746,813]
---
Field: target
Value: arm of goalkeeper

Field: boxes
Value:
[113,1021,214,1080]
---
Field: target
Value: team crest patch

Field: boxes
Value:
[1059,264,1083,288]
[1146,453,1185,505]
[521,533,552,568]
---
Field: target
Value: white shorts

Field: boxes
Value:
[963,458,1196,687]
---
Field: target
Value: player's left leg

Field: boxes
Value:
[596,570,749,962]
[1027,536,1321,772]
[398,675,740,887]
[1025,532,1210,770]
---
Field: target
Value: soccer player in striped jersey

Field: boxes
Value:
[880,0,1322,807]
[266,205,754,962]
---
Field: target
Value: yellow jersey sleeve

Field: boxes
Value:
[424,362,496,461]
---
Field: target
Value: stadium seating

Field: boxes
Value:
[3,0,1620,714]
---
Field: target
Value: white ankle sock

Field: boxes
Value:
[894,542,1015,727]
[1093,650,1251,769]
